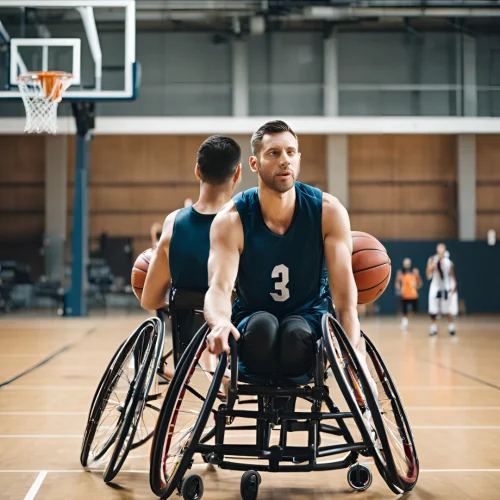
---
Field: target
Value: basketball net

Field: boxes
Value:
[18,71,72,134]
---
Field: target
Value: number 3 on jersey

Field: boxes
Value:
[270,264,290,302]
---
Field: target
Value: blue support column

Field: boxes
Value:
[64,102,94,317]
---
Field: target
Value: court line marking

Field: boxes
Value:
[406,406,500,411]
[2,384,494,392]
[24,470,46,500]
[0,412,88,416]
[1,407,500,416]
[0,327,96,388]
[1,468,500,474]
[425,359,500,392]
[412,426,500,430]
[2,426,500,439]
[0,434,82,438]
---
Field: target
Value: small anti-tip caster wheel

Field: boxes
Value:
[180,473,204,500]
[240,470,261,500]
[347,463,372,492]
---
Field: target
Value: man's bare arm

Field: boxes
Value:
[141,211,178,311]
[322,194,361,348]
[204,203,243,354]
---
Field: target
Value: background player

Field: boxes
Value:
[426,243,458,336]
[395,258,422,330]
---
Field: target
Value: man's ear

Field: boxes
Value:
[249,156,259,174]
[194,164,202,181]
[233,164,242,184]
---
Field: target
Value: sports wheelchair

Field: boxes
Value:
[149,289,419,499]
[80,288,207,482]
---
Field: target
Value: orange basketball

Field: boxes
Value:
[351,231,391,304]
[131,248,153,301]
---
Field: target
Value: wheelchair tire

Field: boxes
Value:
[150,323,227,498]
[240,470,261,500]
[80,331,140,467]
[322,314,419,494]
[103,317,164,483]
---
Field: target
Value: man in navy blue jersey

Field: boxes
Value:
[204,120,362,384]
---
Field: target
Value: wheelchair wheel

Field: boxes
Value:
[150,324,227,498]
[80,318,164,468]
[130,348,173,450]
[103,317,165,482]
[322,314,418,494]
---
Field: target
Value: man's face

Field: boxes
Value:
[403,258,411,269]
[437,243,446,257]
[253,132,300,193]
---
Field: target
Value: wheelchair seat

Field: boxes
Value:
[168,287,206,365]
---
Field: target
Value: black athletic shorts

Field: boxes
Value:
[401,298,418,315]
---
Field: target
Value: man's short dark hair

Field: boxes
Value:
[251,120,298,156]
[197,135,241,184]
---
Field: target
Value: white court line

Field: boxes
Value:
[0,468,500,474]
[0,411,87,416]
[412,426,500,430]
[24,471,46,500]
[0,434,82,438]
[406,406,500,411]
[1,386,111,391]
[399,386,492,390]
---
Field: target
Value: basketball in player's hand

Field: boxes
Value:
[351,231,391,304]
[131,248,153,301]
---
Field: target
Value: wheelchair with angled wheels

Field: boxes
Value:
[149,292,419,499]
[80,287,207,483]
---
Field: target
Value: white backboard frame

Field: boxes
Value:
[10,38,81,86]
[0,0,136,101]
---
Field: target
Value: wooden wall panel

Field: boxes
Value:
[476,135,500,181]
[476,135,500,240]
[349,135,457,240]
[477,215,500,238]
[297,135,326,189]
[350,214,455,240]
[0,136,45,183]
[476,186,500,211]
[0,187,44,212]
[349,135,456,181]
[349,184,453,212]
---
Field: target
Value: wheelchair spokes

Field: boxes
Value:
[159,342,217,489]
[364,336,418,486]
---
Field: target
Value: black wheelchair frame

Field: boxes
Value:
[149,288,419,499]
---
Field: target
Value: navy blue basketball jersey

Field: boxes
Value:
[232,182,329,324]
[169,206,216,291]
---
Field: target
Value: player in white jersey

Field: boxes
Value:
[426,242,458,336]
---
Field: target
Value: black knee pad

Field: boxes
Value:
[429,314,437,320]
[239,312,279,375]
[278,316,314,377]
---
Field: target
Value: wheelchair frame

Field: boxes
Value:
[149,289,419,499]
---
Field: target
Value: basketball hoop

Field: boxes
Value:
[18,71,72,134]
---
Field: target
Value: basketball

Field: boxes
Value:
[131,248,153,301]
[352,231,391,304]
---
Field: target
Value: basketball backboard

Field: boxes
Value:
[0,0,138,101]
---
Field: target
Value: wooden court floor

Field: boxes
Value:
[1,312,500,499]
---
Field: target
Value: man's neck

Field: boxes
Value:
[194,183,233,214]
[258,183,296,235]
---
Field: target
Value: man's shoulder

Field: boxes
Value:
[296,182,322,200]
